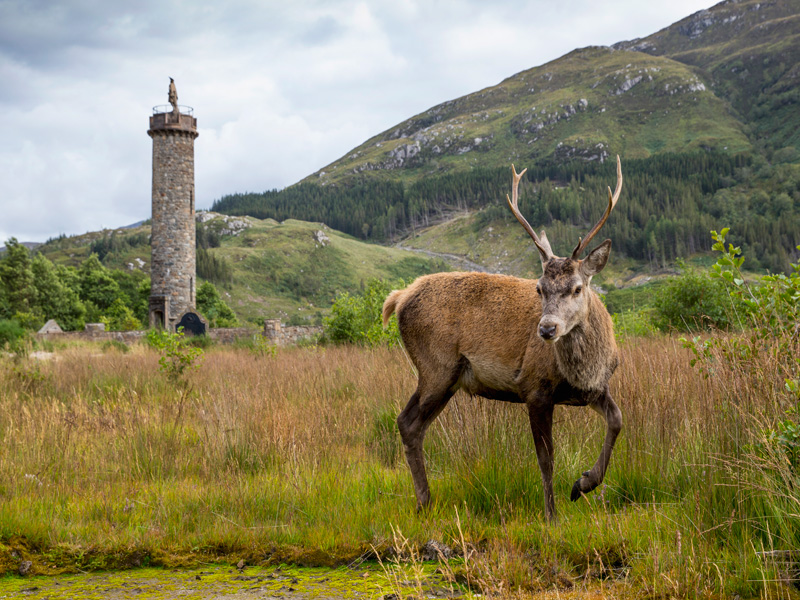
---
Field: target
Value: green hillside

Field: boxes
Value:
[36,213,449,326]
[212,0,800,273]
[614,0,800,149]
[302,46,750,185]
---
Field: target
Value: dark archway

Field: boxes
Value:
[176,311,206,336]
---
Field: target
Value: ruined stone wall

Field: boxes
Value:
[206,328,256,344]
[148,113,198,327]
[38,325,323,347]
[38,330,149,344]
[263,320,322,345]
[210,324,322,346]
[281,326,321,345]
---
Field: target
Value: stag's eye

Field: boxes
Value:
[574,286,582,296]
[536,287,542,296]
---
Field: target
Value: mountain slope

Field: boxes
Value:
[614,0,800,148]
[304,45,750,186]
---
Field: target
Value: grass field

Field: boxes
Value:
[1,336,798,598]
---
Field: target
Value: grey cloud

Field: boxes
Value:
[296,15,345,46]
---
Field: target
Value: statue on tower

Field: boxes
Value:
[168,77,178,115]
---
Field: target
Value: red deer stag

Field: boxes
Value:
[382,156,623,521]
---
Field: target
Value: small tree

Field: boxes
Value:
[681,228,800,526]
[324,279,401,346]
[146,328,204,385]
[78,254,121,312]
[0,238,36,317]
[31,254,86,330]
[196,281,238,328]
[146,327,204,430]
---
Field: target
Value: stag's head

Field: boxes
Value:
[507,156,622,343]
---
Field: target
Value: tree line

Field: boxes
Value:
[0,239,148,332]
[0,238,237,334]
[212,152,800,273]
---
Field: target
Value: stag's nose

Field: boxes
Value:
[539,324,557,340]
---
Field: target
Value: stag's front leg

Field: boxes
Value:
[527,403,556,521]
[397,381,454,511]
[570,387,622,501]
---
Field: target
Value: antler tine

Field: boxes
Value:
[506,164,552,261]
[571,155,622,259]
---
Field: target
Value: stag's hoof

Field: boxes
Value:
[570,475,599,501]
[570,480,583,502]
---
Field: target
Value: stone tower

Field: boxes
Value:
[147,79,199,329]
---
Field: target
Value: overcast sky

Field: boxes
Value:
[0,0,717,243]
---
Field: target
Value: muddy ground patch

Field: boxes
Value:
[0,562,463,600]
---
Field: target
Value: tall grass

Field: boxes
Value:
[0,337,797,597]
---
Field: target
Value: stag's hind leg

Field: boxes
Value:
[397,378,456,511]
[570,387,622,501]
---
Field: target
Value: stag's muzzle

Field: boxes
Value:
[538,316,564,342]
[539,324,557,340]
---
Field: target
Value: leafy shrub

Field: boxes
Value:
[196,281,238,328]
[100,298,142,331]
[0,319,27,351]
[706,228,800,387]
[711,229,800,339]
[602,280,665,314]
[11,311,42,332]
[11,360,48,394]
[652,260,741,332]
[324,279,401,346]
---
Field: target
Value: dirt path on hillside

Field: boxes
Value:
[396,244,498,274]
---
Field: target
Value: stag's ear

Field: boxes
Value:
[580,239,612,277]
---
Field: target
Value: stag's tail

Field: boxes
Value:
[382,289,404,328]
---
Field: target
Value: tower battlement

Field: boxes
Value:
[148,106,198,135]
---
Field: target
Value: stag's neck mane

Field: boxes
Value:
[552,292,617,392]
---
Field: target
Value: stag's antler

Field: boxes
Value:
[507,164,553,261]
[571,155,622,259]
